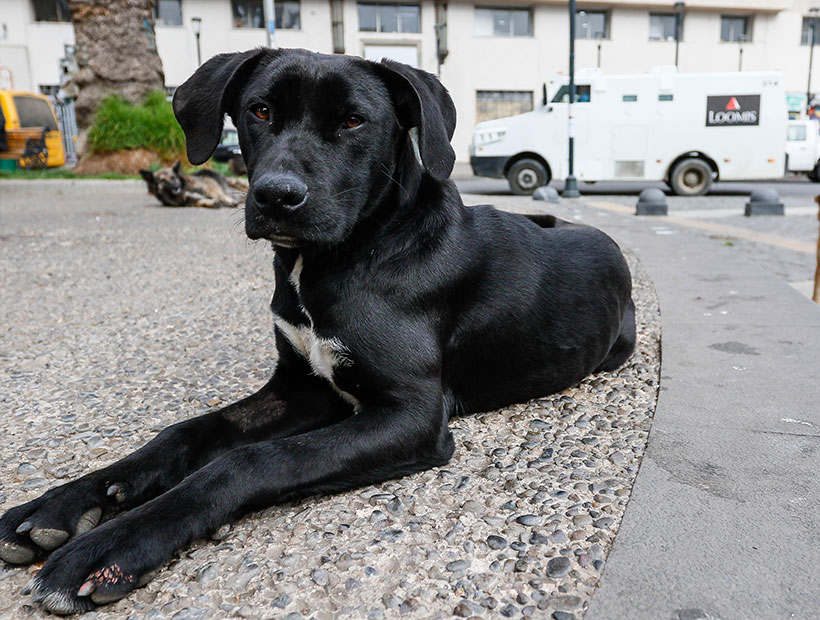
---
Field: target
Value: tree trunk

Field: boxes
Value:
[68,0,165,130]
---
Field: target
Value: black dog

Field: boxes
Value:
[0,48,635,614]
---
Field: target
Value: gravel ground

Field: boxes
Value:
[0,181,660,620]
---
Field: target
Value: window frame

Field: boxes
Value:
[550,84,591,104]
[649,12,678,42]
[231,0,302,31]
[31,0,71,23]
[357,2,421,34]
[801,16,820,46]
[474,7,534,38]
[720,15,752,43]
[787,124,807,142]
[154,0,183,27]
[575,9,608,40]
[475,90,534,125]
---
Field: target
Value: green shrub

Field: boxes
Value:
[87,91,186,160]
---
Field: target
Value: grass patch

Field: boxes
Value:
[86,91,186,160]
[0,168,138,180]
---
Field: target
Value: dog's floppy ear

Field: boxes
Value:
[173,48,270,165]
[139,169,154,183]
[374,60,457,181]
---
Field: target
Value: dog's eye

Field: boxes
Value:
[344,115,364,129]
[251,104,270,121]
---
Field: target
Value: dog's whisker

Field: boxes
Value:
[379,164,407,195]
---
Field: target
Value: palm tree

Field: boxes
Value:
[68,0,165,129]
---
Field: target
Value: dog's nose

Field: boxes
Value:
[252,173,308,217]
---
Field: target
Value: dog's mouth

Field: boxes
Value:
[269,234,301,248]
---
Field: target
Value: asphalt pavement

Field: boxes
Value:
[455,169,820,300]
[453,169,819,201]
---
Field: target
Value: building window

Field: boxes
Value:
[155,0,182,26]
[475,8,532,37]
[358,3,420,33]
[649,13,677,41]
[476,91,533,124]
[32,0,70,22]
[575,10,607,39]
[232,0,301,30]
[720,15,751,42]
[659,93,674,102]
[802,16,820,45]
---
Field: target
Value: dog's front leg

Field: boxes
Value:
[26,392,453,613]
[0,368,351,569]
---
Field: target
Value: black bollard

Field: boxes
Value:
[744,189,784,216]
[635,188,668,216]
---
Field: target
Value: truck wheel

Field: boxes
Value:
[669,158,713,196]
[808,162,820,182]
[507,159,549,195]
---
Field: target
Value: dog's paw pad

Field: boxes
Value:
[75,507,102,535]
[76,563,137,605]
[0,540,35,564]
[30,527,70,551]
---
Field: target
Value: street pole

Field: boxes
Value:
[596,32,602,69]
[191,17,202,66]
[563,0,580,197]
[263,0,276,48]
[808,8,819,112]
[738,34,745,72]
[674,2,684,68]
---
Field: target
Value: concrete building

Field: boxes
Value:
[0,0,816,162]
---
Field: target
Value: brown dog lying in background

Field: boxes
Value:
[139,161,248,208]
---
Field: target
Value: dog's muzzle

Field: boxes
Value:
[252,173,308,219]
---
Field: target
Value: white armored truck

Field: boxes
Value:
[470,68,787,195]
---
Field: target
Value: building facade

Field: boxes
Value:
[0,0,815,162]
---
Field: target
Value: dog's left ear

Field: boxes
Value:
[374,60,457,181]
[173,48,271,165]
[172,161,182,176]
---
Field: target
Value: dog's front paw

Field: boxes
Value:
[24,517,158,614]
[0,479,109,566]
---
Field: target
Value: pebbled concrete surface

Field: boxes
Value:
[481,192,820,620]
[0,181,660,619]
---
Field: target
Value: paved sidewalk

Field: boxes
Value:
[582,193,819,299]
[467,192,820,620]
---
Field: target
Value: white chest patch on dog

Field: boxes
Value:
[275,255,359,408]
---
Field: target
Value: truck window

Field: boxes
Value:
[551,85,591,103]
[787,125,807,141]
[13,96,58,131]
[221,129,240,146]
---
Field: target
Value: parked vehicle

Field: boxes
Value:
[470,68,787,195]
[213,128,241,163]
[785,119,820,180]
[0,90,65,168]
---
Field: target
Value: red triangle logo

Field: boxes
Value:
[725,97,741,110]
